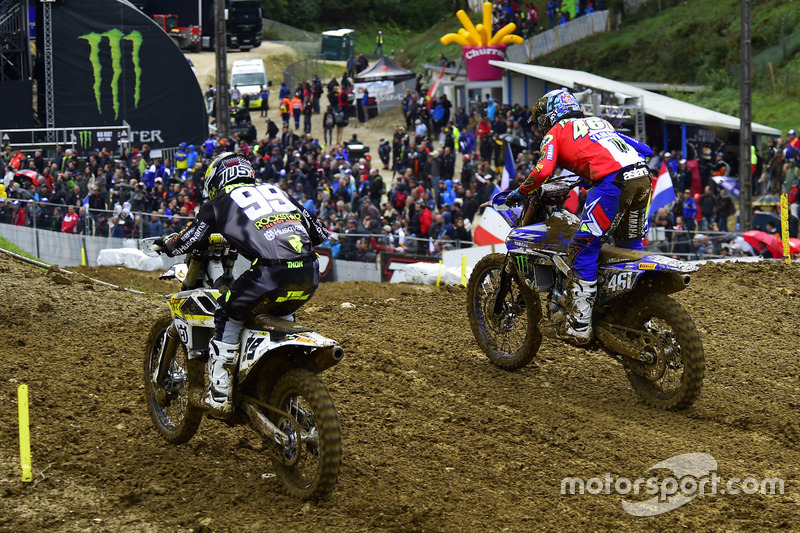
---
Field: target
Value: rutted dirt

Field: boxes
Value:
[1,255,799,532]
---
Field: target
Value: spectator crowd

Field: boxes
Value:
[2,53,798,264]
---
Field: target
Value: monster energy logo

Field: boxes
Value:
[79,29,142,120]
[514,254,529,276]
[78,130,92,149]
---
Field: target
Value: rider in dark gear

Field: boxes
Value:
[154,152,328,417]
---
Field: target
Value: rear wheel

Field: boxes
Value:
[467,253,542,370]
[621,295,705,410]
[267,369,342,500]
[143,314,203,444]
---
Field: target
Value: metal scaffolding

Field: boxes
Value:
[0,0,29,82]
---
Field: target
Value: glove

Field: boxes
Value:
[505,188,526,206]
[151,233,177,255]
[150,238,168,255]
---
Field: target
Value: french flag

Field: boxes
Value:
[500,142,515,191]
[647,163,676,219]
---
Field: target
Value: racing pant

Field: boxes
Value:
[569,164,651,282]
[215,255,320,344]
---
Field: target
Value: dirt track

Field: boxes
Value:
[1,255,799,532]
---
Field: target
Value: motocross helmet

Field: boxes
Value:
[530,89,583,132]
[203,152,255,199]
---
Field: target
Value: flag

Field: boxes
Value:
[647,163,677,219]
[500,142,515,191]
[426,66,446,111]
[564,185,582,214]
[711,175,740,197]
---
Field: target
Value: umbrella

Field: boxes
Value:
[752,212,781,233]
[742,230,784,258]
[711,175,740,197]
[500,133,527,149]
[753,194,781,207]
[789,238,800,255]
[15,169,43,185]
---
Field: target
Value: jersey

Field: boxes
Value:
[519,117,651,194]
[166,183,328,261]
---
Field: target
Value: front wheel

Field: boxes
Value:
[267,369,342,500]
[621,295,705,410]
[467,253,542,370]
[143,313,203,444]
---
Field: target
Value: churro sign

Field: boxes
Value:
[440,2,524,81]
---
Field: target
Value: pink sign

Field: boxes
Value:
[462,45,507,81]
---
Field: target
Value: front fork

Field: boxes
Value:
[492,256,516,317]
[153,323,180,386]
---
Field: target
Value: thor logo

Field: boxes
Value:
[79,29,142,120]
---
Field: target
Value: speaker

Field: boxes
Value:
[0,80,34,128]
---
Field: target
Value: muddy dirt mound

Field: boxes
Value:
[1,255,798,531]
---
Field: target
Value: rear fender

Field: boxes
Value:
[237,329,342,383]
[598,261,693,305]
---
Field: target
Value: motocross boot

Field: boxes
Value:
[561,277,597,345]
[204,340,239,419]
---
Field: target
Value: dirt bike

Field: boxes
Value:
[467,175,704,410]
[142,235,343,499]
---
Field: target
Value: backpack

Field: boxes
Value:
[393,190,406,210]
[325,113,334,127]
[279,101,289,114]
[335,111,347,126]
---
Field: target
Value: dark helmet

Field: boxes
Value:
[530,89,583,132]
[202,152,255,199]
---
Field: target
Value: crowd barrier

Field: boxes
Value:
[0,224,488,285]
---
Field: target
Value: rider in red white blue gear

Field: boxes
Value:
[507,89,653,343]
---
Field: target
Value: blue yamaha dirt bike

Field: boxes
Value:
[466,176,705,410]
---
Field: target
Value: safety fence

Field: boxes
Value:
[506,10,609,63]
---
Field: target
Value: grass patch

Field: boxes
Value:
[0,236,40,261]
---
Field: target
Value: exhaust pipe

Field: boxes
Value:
[310,346,344,373]
[683,274,691,286]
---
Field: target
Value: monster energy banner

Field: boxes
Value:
[74,129,126,156]
[49,0,207,149]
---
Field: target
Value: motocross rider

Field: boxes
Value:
[506,89,653,344]
[154,152,328,418]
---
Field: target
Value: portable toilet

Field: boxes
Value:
[321,28,355,60]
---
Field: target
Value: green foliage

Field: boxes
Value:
[373,0,450,30]
[0,237,39,261]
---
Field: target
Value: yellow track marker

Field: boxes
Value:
[18,384,32,482]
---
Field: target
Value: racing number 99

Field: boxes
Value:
[230,184,294,220]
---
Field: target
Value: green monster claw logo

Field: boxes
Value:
[78,130,92,148]
[79,29,142,120]
[288,234,303,253]
[514,254,529,276]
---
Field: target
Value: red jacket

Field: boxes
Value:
[62,211,79,233]
[11,207,25,226]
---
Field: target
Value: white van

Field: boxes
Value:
[229,58,269,110]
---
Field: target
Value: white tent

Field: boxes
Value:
[490,61,781,136]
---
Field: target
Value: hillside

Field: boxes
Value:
[380,0,799,133]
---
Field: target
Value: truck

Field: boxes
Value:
[151,13,202,52]
[132,0,262,51]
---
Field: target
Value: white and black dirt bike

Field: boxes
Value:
[467,176,704,410]
[142,235,342,499]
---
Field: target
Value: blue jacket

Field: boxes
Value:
[682,197,697,219]
[186,145,198,169]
